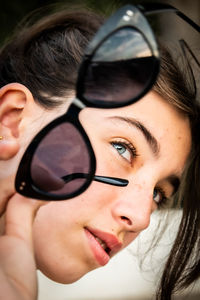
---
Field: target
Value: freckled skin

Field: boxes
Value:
[31,91,191,283]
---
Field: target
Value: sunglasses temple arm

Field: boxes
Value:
[177,11,200,33]
[94,175,128,187]
[141,4,200,33]
[61,173,128,187]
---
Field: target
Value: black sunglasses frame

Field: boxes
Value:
[77,3,200,108]
[76,4,160,108]
[139,3,200,33]
[15,103,128,201]
[15,3,200,201]
[15,104,95,200]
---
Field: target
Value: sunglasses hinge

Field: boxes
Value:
[73,97,86,109]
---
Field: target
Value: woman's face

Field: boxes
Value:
[32,91,191,284]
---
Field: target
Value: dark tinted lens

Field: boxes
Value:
[30,122,91,197]
[83,28,157,106]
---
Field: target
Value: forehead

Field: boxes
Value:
[81,91,191,177]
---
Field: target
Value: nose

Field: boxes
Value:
[111,182,154,232]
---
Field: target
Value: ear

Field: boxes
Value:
[0,83,34,160]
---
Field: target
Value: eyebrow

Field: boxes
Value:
[108,116,160,156]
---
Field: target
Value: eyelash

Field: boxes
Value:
[111,139,138,164]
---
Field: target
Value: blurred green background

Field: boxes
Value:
[0,0,200,45]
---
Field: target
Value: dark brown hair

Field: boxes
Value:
[0,6,104,108]
[154,44,200,299]
[0,6,200,300]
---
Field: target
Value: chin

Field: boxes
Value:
[37,262,96,284]
[39,268,86,284]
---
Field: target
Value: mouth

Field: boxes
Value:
[92,234,111,255]
[84,227,122,266]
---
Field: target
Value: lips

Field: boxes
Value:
[84,227,122,266]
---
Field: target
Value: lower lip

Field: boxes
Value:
[84,228,110,266]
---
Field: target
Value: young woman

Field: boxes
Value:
[0,4,199,300]
[0,7,104,300]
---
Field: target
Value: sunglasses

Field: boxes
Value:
[15,3,200,201]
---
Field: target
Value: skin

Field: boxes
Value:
[0,194,45,300]
[0,84,191,291]
[0,83,68,300]
[32,91,191,283]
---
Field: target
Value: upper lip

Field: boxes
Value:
[86,227,122,256]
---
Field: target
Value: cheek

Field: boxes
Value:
[32,202,83,280]
[32,201,80,258]
[33,201,82,238]
[80,179,119,212]
[33,204,63,254]
[32,186,114,282]
[32,182,115,246]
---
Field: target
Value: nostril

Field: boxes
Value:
[120,216,132,226]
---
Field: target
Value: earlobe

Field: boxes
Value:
[0,136,20,160]
[0,83,33,160]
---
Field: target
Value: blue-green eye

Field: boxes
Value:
[112,141,136,163]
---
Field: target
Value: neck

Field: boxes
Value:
[0,174,15,217]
